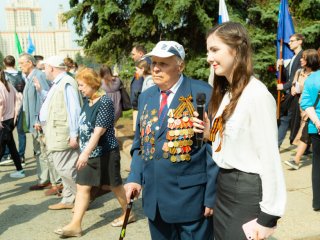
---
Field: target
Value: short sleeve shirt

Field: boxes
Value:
[79,95,119,158]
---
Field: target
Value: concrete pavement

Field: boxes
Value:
[1,130,320,240]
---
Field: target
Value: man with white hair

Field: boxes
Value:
[18,53,59,190]
[37,55,82,210]
[125,41,218,239]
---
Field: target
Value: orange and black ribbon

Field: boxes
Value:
[174,95,195,118]
[209,116,223,152]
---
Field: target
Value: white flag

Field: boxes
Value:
[218,0,229,24]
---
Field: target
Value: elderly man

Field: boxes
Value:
[36,56,81,210]
[125,41,218,239]
[18,53,60,190]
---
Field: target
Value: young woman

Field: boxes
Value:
[193,22,286,239]
[54,68,134,238]
[285,49,320,170]
[135,59,154,92]
[99,65,122,123]
[0,70,24,178]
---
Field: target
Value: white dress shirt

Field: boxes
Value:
[160,74,184,107]
[212,76,286,217]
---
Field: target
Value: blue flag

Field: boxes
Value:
[27,33,35,54]
[276,0,295,60]
[218,0,229,24]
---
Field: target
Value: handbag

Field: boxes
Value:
[119,80,132,111]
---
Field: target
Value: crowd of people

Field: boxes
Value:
[1,21,320,239]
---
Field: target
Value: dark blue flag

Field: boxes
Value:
[276,0,295,60]
[27,33,35,54]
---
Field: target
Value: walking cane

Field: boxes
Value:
[119,194,134,240]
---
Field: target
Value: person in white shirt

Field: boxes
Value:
[193,22,286,240]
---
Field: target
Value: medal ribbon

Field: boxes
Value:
[174,95,195,118]
[209,116,223,152]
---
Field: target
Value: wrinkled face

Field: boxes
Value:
[135,66,144,78]
[131,48,144,62]
[18,56,34,75]
[44,64,54,81]
[288,37,302,51]
[206,34,236,82]
[77,79,96,98]
[151,56,184,91]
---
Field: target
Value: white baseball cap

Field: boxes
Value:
[43,56,66,69]
[145,41,185,60]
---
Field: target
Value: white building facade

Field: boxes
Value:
[0,0,81,59]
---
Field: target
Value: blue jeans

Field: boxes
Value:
[278,110,292,147]
[4,109,26,158]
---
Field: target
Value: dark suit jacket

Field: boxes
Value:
[283,50,303,92]
[127,75,219,223]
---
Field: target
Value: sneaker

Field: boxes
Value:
[284,160,300,170]
[10,170,26,178]
[21,157,26,167]
[0,159,13,166]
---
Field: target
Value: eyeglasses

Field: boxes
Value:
[289,39,299,43]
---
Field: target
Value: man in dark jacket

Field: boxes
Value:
[130,44,146,132]
[125,41,218,239]
[277,33,304,147]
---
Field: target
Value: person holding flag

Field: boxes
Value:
[277,34,304,147]
[276,0,304,148]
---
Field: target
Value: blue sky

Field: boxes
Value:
[0,0,79,47]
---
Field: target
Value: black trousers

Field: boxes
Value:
[214,168,262,240]
[310,134,320,210]
[0,118,23,171]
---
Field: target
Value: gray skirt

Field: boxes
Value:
[76,147,122,187]
[214,168,262,240]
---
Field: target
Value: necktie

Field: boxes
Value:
[159,90,171,124]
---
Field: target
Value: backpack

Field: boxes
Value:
[5,71,25,93]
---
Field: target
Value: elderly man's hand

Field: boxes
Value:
[33,76,41,92]
[124,182,142,203]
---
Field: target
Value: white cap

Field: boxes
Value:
[43,56,66,69]
[145,41,185,60]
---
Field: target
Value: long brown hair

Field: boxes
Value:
[207,22,253,125]
[0,70,10,92]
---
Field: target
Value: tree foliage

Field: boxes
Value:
[65,0,320,88]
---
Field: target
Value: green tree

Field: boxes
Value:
[65,0,320,88]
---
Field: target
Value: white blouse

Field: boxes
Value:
[212,76,286,217]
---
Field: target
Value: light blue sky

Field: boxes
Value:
[0,0,79,47]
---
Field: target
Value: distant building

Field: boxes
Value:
[0,0,82,59]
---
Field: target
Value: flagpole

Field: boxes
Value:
[277,38,283,120]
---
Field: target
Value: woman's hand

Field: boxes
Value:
[291,86,296,96]
[253,222,275,240]
[192,111,211,140]
[76,152,90,170]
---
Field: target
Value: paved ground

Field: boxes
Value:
[1,129,320,240]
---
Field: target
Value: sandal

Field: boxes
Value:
[111,214,136,227]
[54,228,82,238]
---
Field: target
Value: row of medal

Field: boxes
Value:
[163,109,194,163]
[140,106,158,161]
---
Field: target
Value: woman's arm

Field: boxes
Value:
[76,126,106,170]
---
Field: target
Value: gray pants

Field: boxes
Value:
[32,131,60,185]
[49,149,79,204]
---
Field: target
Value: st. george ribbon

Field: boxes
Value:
[196,92,206,148]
